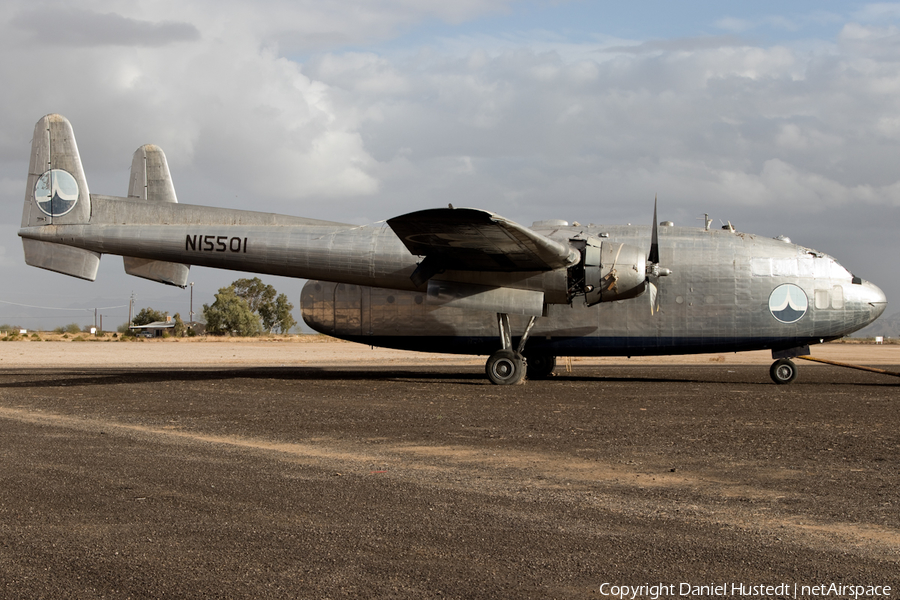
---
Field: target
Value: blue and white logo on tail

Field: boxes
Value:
[769,283,808,323]
[34,169,79,217]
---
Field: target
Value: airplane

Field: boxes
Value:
[18,114,888,385]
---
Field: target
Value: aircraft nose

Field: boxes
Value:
[861,279,888,322]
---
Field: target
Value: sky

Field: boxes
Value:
[1,0,898,332]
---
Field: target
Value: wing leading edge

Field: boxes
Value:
[387,207,579,286]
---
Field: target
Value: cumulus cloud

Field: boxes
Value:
[302,32,900,224]
[10,7,200,47]
[2,1,899,222]
[2,0,900,321]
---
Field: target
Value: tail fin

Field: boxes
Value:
[128,144,178,202]
[20,114,100,280]
[21,114,92,227]
[122,144,190,287]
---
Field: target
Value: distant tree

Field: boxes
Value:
[267,293,296,333]
[231,277,296,334]
[203,287,262,336]
[64,323,82,334]
[132,307,166,326]
[173,313,186,337]
[233,278,276,314]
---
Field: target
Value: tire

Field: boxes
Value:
[524,354,556,380]
[770,358,798,385]
[485,350,527,385]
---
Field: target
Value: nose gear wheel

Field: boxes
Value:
[770,358,798,384]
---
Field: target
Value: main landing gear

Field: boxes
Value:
[769,358,798,385]
[485,313,540,385]
[523,354,556,380]
[485,349,526,385]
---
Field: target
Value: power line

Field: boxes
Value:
[0,314,129,320]
[0,300,129,311]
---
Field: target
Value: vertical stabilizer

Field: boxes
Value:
[123,144,190,287]
[128,144,178,202]
[20,115,100,280]
[21,114,91,227]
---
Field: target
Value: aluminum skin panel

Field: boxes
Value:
[426,280,545,316]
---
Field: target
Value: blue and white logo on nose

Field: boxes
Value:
[34,169,79,217]
[768,283,808,324]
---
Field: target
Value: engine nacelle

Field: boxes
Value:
[569,238,647,306]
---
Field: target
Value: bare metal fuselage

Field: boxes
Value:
[302,224,885,358]
[19,194,885,357]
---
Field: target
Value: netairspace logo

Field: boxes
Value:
[598,582,892,599]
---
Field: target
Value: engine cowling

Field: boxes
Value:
[569,238,647,306]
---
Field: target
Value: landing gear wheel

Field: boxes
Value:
[770,358,798,385]
[486,350,527,385]
[524,354,556,380]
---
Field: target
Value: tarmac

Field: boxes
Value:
[0,340,898,598]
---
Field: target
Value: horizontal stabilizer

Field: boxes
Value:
[387,208,579,279]
[124,257,189,287]
[22,239,100,281]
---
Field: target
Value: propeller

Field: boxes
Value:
[646,196,671,314]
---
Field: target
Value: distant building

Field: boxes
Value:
[130,315,175,338]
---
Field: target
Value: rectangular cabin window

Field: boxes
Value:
[832,285,844,309]
[751,258,799,277]
[815,289,830,309]
[750,258,771,277]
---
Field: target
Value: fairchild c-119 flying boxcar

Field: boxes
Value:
[18,115,887,384]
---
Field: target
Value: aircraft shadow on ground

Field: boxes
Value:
[0,365,895,389]
[0,367,483,389]
[0,366,853,388]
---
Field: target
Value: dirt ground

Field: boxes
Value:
[2,336,899,368]
[0,341,897,598]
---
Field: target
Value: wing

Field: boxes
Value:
[387,207,578,285]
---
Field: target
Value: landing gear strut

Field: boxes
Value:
[485,313,537,385]
[769,358,798,385]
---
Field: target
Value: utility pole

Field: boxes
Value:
[189,282,194,324]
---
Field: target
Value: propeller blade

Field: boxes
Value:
[648,195,660,265]
[646,198,667,315]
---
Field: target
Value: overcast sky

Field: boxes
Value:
[1,0,898,331]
